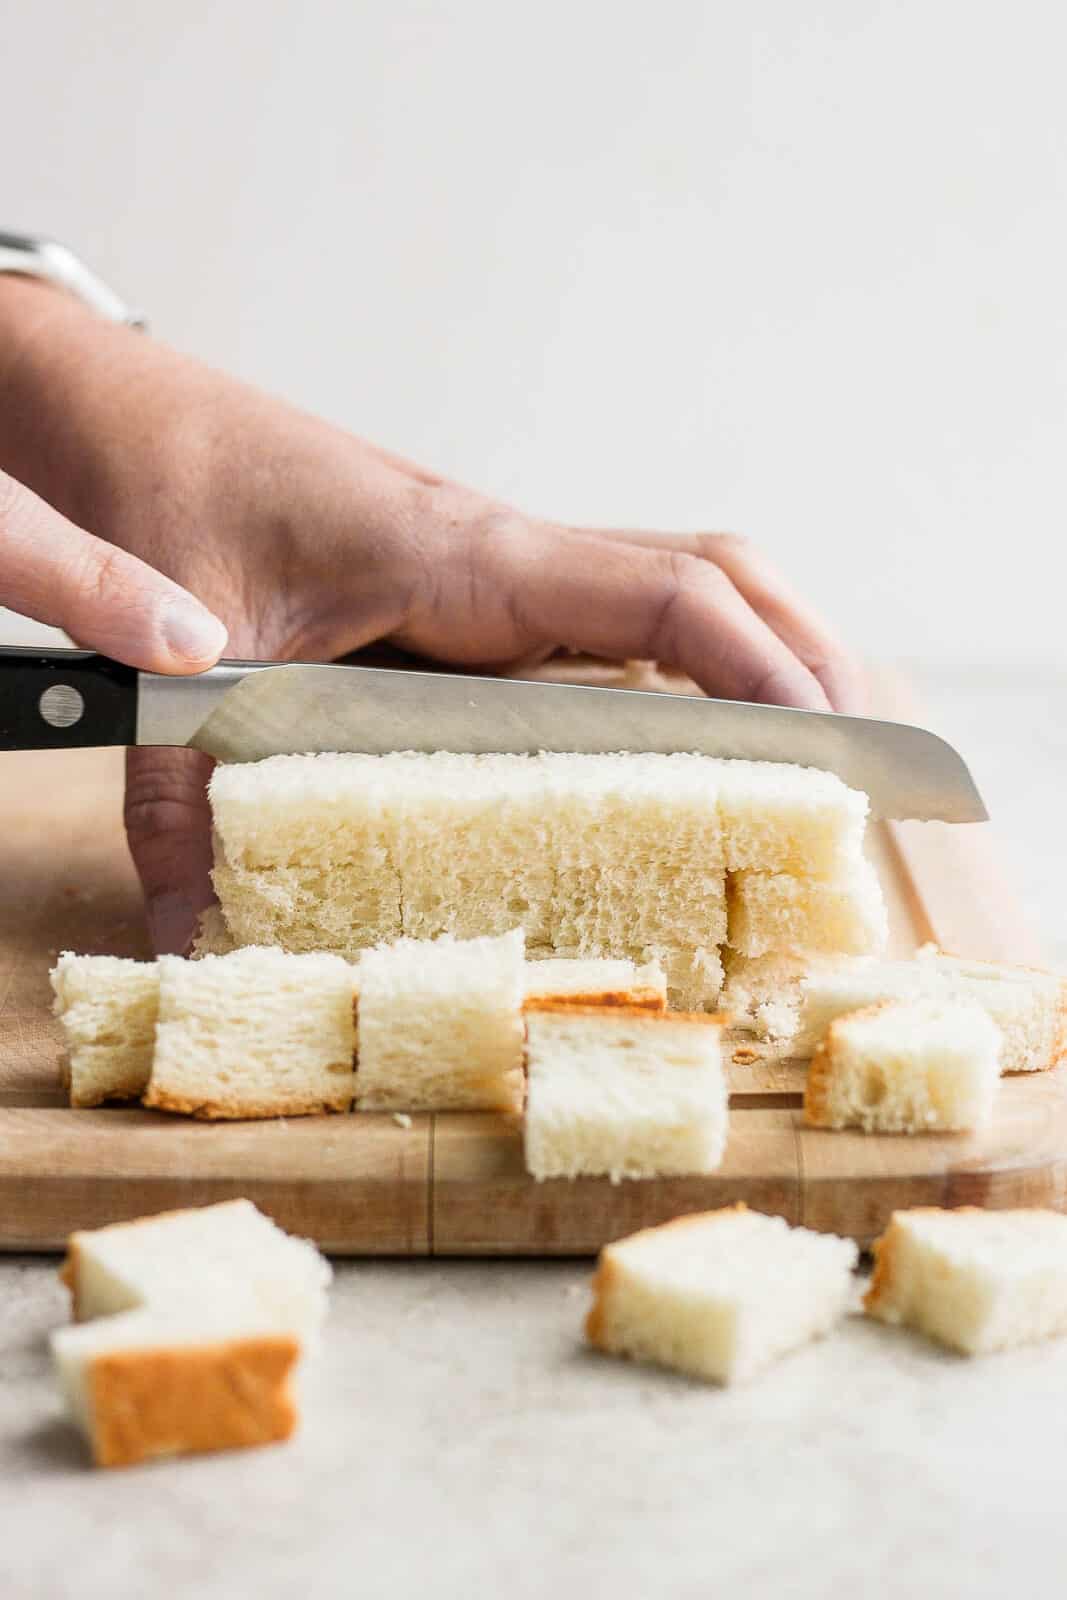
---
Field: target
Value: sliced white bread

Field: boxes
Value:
[355,929,526,1112]
[726,858,888,960]
[864,1206,1067,1354]
[522,956,667,1011]
[52,1199,330,1467]
[143,947,358,1119]
[804,997,1001,1132]
[524,1005,728,1181]
[51,953,160,1107]
[586,1204,858,1383]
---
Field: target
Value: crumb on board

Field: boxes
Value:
[732,1046,760,1065]
[392,1113,413,1130]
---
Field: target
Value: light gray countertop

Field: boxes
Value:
[2,662,1064,1600]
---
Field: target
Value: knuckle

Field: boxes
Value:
[647,551,728,659]
[123,751,213,846]
[72,539,134,611]
[694,530,753,563]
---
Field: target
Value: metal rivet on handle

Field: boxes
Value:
[38,684,85,729]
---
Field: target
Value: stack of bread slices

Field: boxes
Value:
[202,751,887,1011]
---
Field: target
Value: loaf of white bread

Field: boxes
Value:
[586,1205,858,1383]
[207,751,882,1010]
[722,946,1067,1073]
[524,1004,728,1181]
[52,1200,330,1467]
[865,1207,1067,1354]
[804,997,1001,1132]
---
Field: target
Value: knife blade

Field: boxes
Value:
[0,647,987,822]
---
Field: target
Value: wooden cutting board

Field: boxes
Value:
[0,677,1061,1255]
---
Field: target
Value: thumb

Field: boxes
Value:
[124,746,218,954]
[0,468,227,671]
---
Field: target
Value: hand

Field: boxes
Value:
[0,278,864,952]
[0,467,227,672]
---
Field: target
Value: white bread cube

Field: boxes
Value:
[714,759,868,874]
[727,858,887,959]
[522,957,666,1010]
[144,948,358,1119]
[524,1005,728,1181]
[51,953,160,1107]
[52,1199,330,1467]
[794,951,1067,1071]
[355,929,525,1111]
[804,998,1001,1132]
[587,1205,858,1383]
[865,1207,1067,1354]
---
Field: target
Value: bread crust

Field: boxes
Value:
[1052,982,1067,1068]
[526,1002,727,1026]
[87,1334,300,1467]
[142,1084,354,1120]
[522,986,665,1013]
[59,1243,81,1320]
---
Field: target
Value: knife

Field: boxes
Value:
[0,646,986,822]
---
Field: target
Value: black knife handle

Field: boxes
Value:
[0,647,138,750]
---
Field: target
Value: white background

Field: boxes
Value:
[2,0,1065,668]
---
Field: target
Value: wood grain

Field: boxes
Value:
[0,679,1060,1255]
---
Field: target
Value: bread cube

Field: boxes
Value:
[586,1205,858,1383]
[51,953,160,1107]
[804,997,1001,1132]
[355,929,526,1111]
[144,947,358,1119]
[524,1005,728,1181]
[865,1207,1067,1354]
[52,1200,331,1467]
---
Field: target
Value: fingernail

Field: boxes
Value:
[147,890,197,955]
[162,597,229,666]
